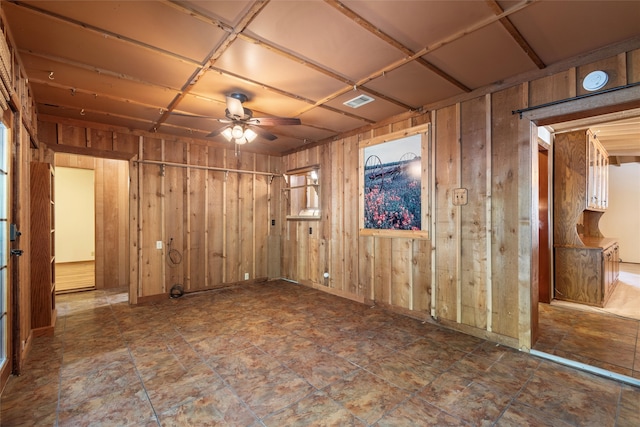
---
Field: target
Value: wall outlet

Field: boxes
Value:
[244,273,249,280]
[453,188,468,206]
[156,240,163,249]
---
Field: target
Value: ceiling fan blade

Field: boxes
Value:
[226,96,245,119]
[170,111,214,119]
[251,117,301,126]
[206,127,227,138]
[249,125,278,141]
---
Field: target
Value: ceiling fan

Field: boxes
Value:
[201,92,301,144]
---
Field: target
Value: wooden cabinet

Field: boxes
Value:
[553,129,619,307]
[30,162,56,336]
[555,239,619,307]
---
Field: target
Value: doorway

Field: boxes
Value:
[55,166,96,293]
[534,108,640,382]
[53,153,130,295]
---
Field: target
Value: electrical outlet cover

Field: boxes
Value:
[453,188,468,206]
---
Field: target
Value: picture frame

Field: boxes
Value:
[359,125,430,238]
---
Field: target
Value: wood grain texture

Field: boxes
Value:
[30,162,55,332]
[434,105,459,322]
[490,85,524,340]
[460,96,489,329]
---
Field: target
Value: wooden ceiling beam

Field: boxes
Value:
[28,77,168,116]
[9,1,202,67]
[151,0,269,132]
[237,33,414,111]
[485,0,546,69]
[19,50,181,93]
[303,0,537,117]
[325,0,471,93]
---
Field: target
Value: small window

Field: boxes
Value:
[285,165,320,220]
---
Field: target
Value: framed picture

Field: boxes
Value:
[360,125,430,238]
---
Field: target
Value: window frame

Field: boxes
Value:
[284,164,321,221]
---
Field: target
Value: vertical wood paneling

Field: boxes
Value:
[411,239,430,311]
[225,165,239,281]
[460,96,489,329]
[164,141,186,292]
[140,137,163,296]
[359,235,374,300]
[129,155,139,303]
[529,70,576,106]
[434,106,459,321]
[239,153,254,281]
[343,136,359,294]
[189,144,207,289]
[629,49,640,83]
[374,237,392,304]
[254,154,269,278]
[99,159,122,289]
[390,238,412,309]
[491,85,527,339]
[330,140,345,290]
[296,221,309,282]
[207,147,225,286]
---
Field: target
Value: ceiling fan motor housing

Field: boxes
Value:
[225,107,253,121]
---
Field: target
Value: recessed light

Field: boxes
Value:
[582,70,608,91]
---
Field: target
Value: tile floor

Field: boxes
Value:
[1,280,639,426]
[535,302,640,380]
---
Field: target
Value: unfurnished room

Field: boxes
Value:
[0,1,639,426]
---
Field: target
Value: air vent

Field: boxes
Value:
[343,94,374,108]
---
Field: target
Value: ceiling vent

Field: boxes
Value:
[343,94,375,108]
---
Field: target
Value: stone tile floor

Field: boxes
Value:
[1,280,638,426]
[536,302,640,380]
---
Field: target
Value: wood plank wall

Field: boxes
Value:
[31,45,640,351]
[54,153,129,289]
[36,120,283,303]
[131,141,281,302]
[282,47,640,350]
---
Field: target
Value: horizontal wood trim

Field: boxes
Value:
[359,228,429,239]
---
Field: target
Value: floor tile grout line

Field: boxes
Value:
[487,359,543,427]
[54,303,67,427]
[19,282,638,426]
[167,317,263,424]
[108,292,162,426]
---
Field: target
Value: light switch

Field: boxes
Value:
[156,241,163,249]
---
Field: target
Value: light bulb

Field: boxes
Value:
[244,128,257,143]
[231,125,244,139]
[221,128,233,141]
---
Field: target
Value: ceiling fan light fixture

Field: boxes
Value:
[244,128,257,143]
[231,124,244,139]
[221,127,233,141]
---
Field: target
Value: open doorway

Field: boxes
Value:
[534,108,640,382]
[53,153,130,295]
[55,166,96,293]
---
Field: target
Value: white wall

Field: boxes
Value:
[600,162,640,263]
[55,167,95,263]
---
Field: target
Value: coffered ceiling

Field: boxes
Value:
[2,0,640,155]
